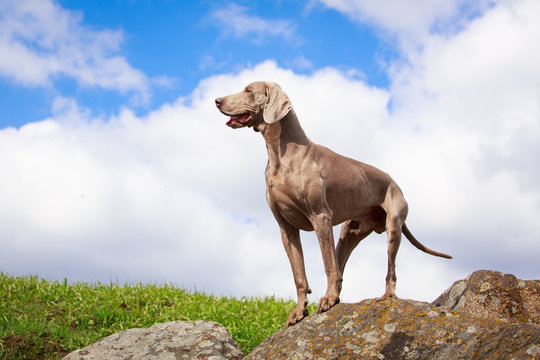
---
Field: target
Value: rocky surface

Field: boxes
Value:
[64,270,539,360]
[245,298,539,360]
[433,269,539,325]
[63,320,244,360]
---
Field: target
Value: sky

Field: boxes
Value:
[0,0,539,305]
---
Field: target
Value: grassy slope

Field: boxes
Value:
[0,273,316,359]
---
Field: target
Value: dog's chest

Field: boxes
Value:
[265,170,317,231]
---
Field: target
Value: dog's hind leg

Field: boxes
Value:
[382,184,408,298]
[336,220,372,276]
[384,215,402,298]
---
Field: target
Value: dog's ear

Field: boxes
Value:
[263,83,292,124]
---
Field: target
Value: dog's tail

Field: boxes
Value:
[402,223,453,259]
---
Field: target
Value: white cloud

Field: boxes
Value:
[0,0,152,104]
[1,0,539,308]
[314,0,495,46]
[386,0,540,232]
[209,3,296,44]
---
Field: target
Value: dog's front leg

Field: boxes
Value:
[313,212,342,313]
[279,223,312,325]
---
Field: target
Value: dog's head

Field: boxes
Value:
[215,81,292,130]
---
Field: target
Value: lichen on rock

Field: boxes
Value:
[246,297,539,360]
[433,270,539,325]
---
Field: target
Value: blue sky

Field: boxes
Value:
[1,0,539,304]
[0,0,392,128]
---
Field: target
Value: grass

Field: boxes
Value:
[0,273,317,359]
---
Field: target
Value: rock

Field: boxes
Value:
[246,298,539,360]
[433,270,539,324]
[63,271,539,360]
[63,320,244,360]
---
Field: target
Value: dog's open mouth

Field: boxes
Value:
[226,113,252,128]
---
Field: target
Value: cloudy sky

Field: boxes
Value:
[1,0,539,304]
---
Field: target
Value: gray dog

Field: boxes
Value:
[216,81,452,325]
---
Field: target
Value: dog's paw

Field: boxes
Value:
[317,294,340,314]
[287,307,308,326]
[383,282,398,298]
[381,291,398,299]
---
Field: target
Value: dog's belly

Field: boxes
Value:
[269,192,386,233]
[266,177,380,231]
[327,191,384,226]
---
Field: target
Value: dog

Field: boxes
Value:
[216,81,452,325]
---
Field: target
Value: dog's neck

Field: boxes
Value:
[260,109,312,170]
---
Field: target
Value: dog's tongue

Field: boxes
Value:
[226,118,240,128]
[226,114,250,128]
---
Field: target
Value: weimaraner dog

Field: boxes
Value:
[215,81,452,325]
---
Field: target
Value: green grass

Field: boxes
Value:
[0,273,317,359]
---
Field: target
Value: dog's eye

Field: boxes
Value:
[245,88,252,93]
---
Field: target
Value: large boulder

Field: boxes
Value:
[246,298,539,360]
[433,269,539,325]
[63,320,244,360]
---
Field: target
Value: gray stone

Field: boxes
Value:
[63,320,244,360]
[433,269,540,324]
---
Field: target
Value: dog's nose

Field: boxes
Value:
[215,97,223,106]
